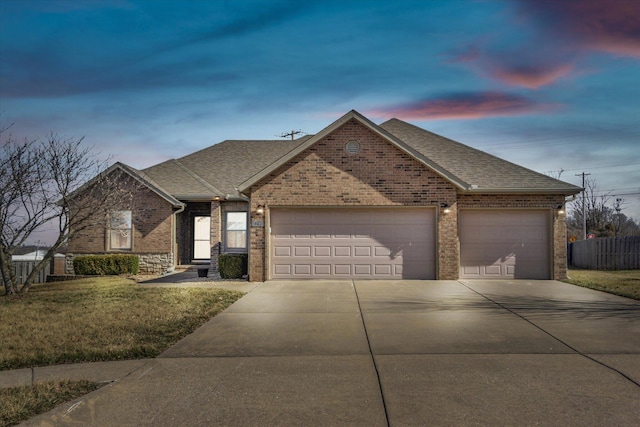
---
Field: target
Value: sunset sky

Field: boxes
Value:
[1,0,639,243]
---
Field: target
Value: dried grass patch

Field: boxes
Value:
[0,277,243,370]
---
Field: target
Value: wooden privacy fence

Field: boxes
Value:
[1,260,51,286]
[569,236,640,270]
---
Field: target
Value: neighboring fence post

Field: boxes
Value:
[569,236,640,270]
[10,260,51,285]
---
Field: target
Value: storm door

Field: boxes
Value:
[193,216,211,260]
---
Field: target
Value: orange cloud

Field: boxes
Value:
[489,64,574,89]
[445,43,576,89]
[369,92,558,121]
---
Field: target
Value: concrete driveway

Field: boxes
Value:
[25,280,640,426]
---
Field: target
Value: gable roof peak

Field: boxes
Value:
[237,110,471,193]
[66,161,183,208]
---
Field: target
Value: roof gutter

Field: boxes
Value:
[173,193,250,203]
[173,194,223,202]
[459,187,584,195]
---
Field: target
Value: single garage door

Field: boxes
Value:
[459,209,551,279]
[270,208,435,279]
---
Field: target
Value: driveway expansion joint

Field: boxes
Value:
[458,281,640,388]
[353,280,391,427]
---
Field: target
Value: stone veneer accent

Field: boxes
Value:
[65,252,174,275]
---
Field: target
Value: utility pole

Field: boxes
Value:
[279,130,305,141]
[575,172,590,240]
[614,198,623,237]
[34,240,43,260]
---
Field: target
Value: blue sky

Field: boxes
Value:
[1,0,639,241]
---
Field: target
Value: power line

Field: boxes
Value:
[475,125,640,149]
[590,187,640,194]
[609,192,640,197]
[560,162,640,172]
[573,192,640,200]
[545,165,640,178]
[483,139,584,151]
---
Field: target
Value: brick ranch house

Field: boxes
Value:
[67,110,582,281]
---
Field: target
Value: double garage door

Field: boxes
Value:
[270,208,436,279]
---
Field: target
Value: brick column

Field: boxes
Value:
[553,204,568,280]
[210,200,222,278]
[249,198,266,282]
[438,201,459,280]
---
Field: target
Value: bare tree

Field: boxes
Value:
[610,198,640,236]
[567,177,610,238]
[567,177,639,238]
[1,131,136,294]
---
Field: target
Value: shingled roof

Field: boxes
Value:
[68,162,184,208]
[379,118,581,193]
[143,137,311,200]
[139,110,581,201]
[238,110,582,195]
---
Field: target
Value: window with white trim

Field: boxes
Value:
[226,212,247,250]
[109,210,132,250]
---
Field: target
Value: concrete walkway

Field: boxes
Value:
[137,266,260,293]
[15,280,640,426]
[1,360,152,389]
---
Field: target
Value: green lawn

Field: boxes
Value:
[0,277,244,370]
[1,380,101,427]
[565,269,640,300]
[0,277,244,425]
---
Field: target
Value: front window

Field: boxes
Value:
[109,210,132,250]
[226,212,247,250]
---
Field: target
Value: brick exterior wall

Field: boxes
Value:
[248,118,458,281]
[553,208,568,280]
[67,181,175,274]
[209,200,222,277]
[243,119,570,282]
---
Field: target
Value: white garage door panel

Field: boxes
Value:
[271,208,435,279]
[460,210,550,280]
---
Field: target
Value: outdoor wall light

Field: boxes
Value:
[557,203,565,214]
[256,204,265,215]
[441,203,451,214]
